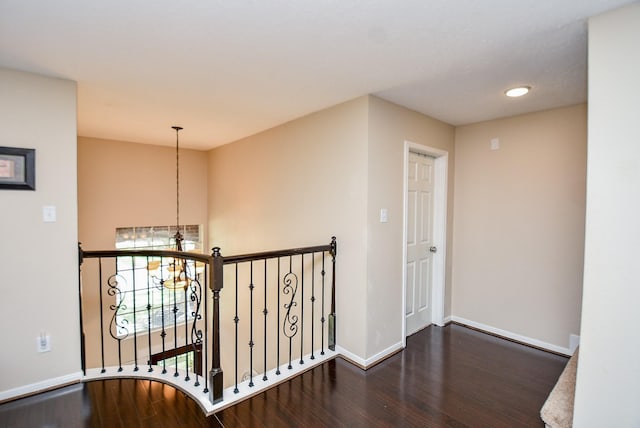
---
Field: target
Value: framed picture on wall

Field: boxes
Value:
[0,146,35,190]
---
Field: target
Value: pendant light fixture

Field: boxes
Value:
[147,126,205,288]
[150,126,192,290]
[171,126,184,252]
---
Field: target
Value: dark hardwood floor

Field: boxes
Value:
[0,324,567,427]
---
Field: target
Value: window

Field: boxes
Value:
[114,225,202,337]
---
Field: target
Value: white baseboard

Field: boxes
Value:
[336,341,404,370]
[450,316,571,356]
[335,346,366,367]
[0,371,83,403]
[364,341,404,368]
[569,334,580,354]
[0,320,570,405]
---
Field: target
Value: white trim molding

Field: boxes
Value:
[335,346,367,368]
[336,341,404,370]
[450,316,571,356]
[0,371,83,403]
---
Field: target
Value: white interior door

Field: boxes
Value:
[405,151,435,336]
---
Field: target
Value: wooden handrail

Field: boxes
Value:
[219,239,336,264]
[80,248,213,264]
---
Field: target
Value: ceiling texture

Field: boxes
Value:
[0,0,636,150]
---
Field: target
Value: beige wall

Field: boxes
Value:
[574,4,640,426]
[209,96,370,358]
[77,137,209,369]
[452,104,587,349]
[78,137,209,249]
[0,68,79,395]
[208,95,455,362]
[366,97,455,358]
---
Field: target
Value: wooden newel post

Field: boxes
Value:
[329,236,337,351]
[210,247,224,404]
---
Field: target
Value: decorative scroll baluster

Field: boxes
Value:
[189,274,203,386]
[107,273,128,372]
[283,256,299,370]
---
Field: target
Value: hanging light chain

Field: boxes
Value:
[172,126,183,250]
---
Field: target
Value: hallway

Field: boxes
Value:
[0,324,567,427]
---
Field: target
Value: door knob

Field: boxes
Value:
[429,246,437,253]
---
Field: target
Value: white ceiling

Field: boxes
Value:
[0,1,636,150]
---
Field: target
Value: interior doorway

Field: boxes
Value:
[405,151,435,335]
[402,141,448,344]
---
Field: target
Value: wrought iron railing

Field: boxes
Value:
[78,237,336,409]
[218,237,337,397]
[78,247,216,396]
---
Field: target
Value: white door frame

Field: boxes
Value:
[402,140,448,346]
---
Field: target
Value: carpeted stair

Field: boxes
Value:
[540,348,579,428]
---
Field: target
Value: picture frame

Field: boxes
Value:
[0,146,35,190]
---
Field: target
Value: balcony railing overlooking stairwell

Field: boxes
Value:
[78,237,336,413]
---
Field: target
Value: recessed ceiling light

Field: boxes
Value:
[505,86,531,98]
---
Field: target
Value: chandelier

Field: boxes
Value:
[147,126,203,289]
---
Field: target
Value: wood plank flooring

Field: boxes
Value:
[0,324,568,427]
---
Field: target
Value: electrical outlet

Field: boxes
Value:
[37,333,51,353]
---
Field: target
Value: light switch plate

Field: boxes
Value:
[43,205,57,222]
[37,333,51,353]
[380,208,388,223]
